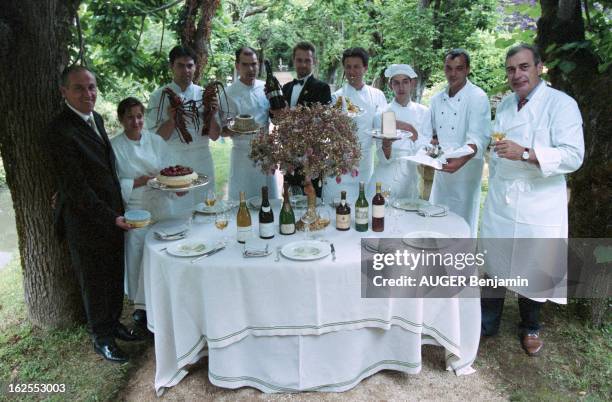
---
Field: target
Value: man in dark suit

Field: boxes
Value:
[282,41,332,197]
[47,66,139,363]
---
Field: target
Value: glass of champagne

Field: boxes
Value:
[300,208,317,240]
[206,189,216,207]
[215,211,230,244]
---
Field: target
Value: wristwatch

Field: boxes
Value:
[521,148,530,161]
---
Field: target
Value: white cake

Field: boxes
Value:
[381,111,396,138]
[157,165,198,187]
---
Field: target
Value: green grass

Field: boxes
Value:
[210,138,232,197]
[476,299,611,401]
[0,257,149,401]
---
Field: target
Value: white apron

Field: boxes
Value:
[480,83,584,302]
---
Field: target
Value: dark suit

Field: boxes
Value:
[282,76,332,197]
[46,106,125,340]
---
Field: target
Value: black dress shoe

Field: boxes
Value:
[132,309,147,327]
[94,339,128,363]
[114,323,143,342]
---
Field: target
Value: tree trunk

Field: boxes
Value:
[0,0,85,328]
[179,0,220,82]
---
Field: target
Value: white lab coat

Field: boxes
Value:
[367,100,433,199]
[111,130,174,306]
[324,84,387,201]
[221,79,278,200]
[429,80,491,237]
[479,83,584,302]
[145,81,215,210]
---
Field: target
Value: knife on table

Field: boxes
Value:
[330,243,336,262]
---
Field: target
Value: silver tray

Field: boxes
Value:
[147,174,209,192]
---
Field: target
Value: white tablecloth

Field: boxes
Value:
[143,208,479,395]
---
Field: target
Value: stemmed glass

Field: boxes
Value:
[206,189,217,207]
[215,211,230,244]
[299,207,317,240]
[381,184,397,235]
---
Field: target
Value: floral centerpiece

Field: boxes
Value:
[250,104,360,232]
[249,103,361,186]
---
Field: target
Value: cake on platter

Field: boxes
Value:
[156,165,198,187]
[232,114,259,132]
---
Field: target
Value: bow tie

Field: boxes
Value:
[293,78,305,86]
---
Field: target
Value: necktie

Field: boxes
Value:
[88,116,101,138]
[517,98,528,111]
[293,78,305,86]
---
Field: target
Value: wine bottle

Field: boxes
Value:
[336,190,351,231]
[372,182,385,232]
[279,183,296,235]
[236,191,252,243]
[259,186,275,239]
[355,181,369,232]
[264,59,287,111]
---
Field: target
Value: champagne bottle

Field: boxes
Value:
[279,183,296,235]
[236,191,252,243]
[372,182,385,232]
[264,59,287,111]
[336,190,351,231]
[355,181,369,232]
[259,186,275,239]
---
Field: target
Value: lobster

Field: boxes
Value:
[156,87,201,144]
[202,80,231,136]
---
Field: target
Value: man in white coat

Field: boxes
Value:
[216,46,278,200]
[480,44,584,356]
[369,64,433,199]
[325,47,387,201]
[145,46,219,213]
[429,49,491,237]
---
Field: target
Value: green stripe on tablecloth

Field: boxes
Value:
[176,317,459,362]
[208,359,422,393]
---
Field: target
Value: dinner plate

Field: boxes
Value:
[167,240,217,257]
[402,231,454,250]
[392,198,430,211]
[147,174,210,192]
[281,240,331,261]
[194,201,236,215]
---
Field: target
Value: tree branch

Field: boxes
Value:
[243,5,269,20]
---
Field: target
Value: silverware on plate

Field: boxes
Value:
[190,245,226,264]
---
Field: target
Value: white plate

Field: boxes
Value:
[167,240,217,257]
[281,240,331,261]
[147,174,210,192]
[392,198,430,211]
[370,129,406,141]
[194,201,236,214]
[402,231,454,250]
[248,196,282,209]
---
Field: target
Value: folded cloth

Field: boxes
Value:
[417,204,448,217]
[243,239,270,257]
[400,144,474,170]
[154,224,189,238]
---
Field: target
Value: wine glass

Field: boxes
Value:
[206,189,216,207]
[381,184,397,235]
[215,211,230,244]
[300,208,317,240]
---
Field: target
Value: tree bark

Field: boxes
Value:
[0,0,85,328]
[179,0,220,82]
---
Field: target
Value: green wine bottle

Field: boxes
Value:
[355,181,369,232]
[279,183,296,235]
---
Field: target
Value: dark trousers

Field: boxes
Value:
[66,233,125,340]
[481,284,543,336]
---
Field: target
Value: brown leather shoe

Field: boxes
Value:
[521,332,543,356]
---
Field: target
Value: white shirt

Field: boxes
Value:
[65,100,101,139]
[290,73,313,107]
[374,99,433,151]
[145,81,208,147]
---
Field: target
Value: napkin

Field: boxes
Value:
[243,239,270,258]
[154,224,189,238]
[400,144,474,170]
[417,204,448,217]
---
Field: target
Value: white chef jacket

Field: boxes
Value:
[220,79,278,200]
[145,81,215,210]
[368,100,433,199]
[479,82,584,302]
[324,83,387,201]
[111,130,175,306]
[429,80,491,237]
